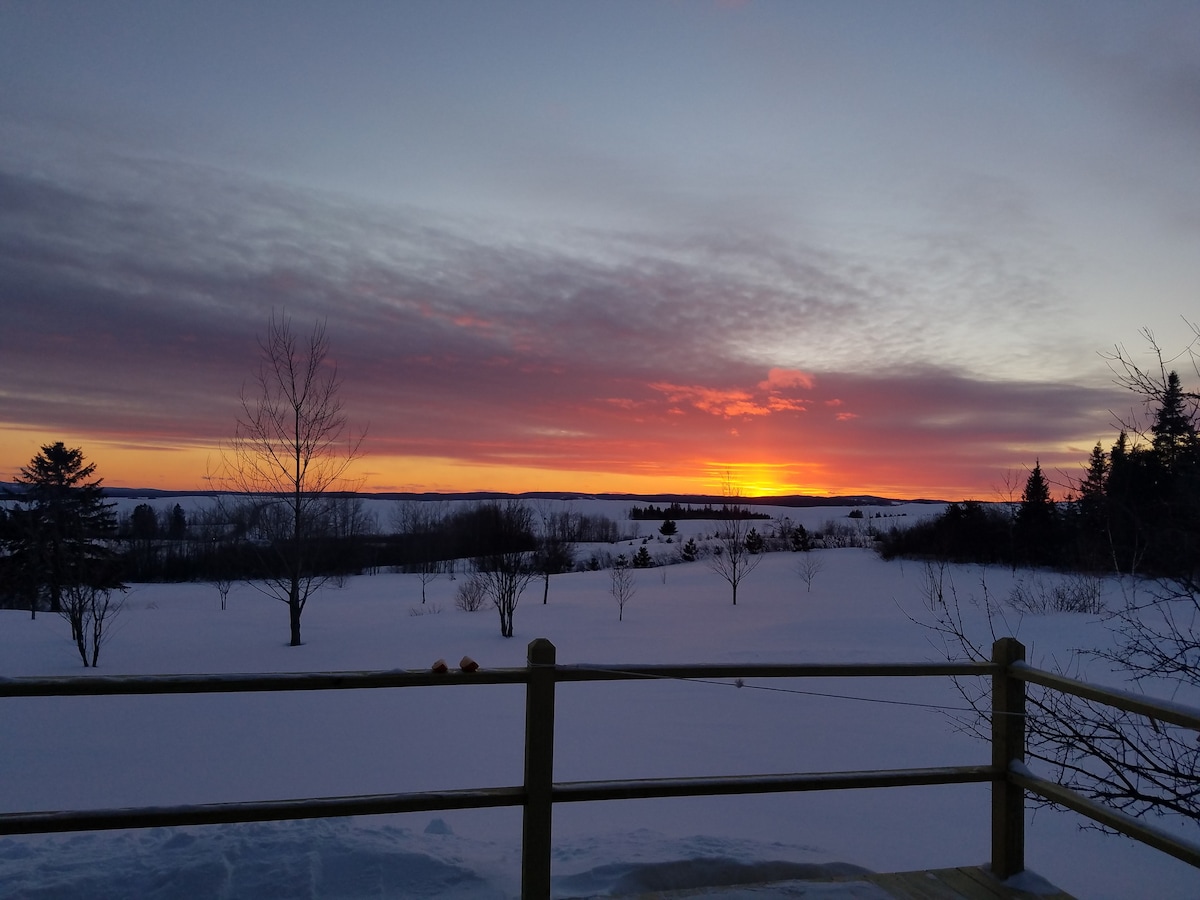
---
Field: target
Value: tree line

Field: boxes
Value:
[879,355,1198,579]
[880,327,1200,832]
[629,501,771,521]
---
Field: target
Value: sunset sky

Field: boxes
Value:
[2,1,1198,498]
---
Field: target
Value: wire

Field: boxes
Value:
[557,663,993,715]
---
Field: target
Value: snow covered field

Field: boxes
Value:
[1,501,1196,898]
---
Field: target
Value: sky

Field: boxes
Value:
[2,0,1199,498]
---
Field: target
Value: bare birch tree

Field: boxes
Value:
[707,478,761,605]
[220,312,364,646]
[610,554,636,621]
[797,552,824,593]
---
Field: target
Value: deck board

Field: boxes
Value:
[855,866,1076,899]
[620,866,1076,899]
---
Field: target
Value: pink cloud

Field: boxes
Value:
[758,368,815,391]
[649,382,772,418]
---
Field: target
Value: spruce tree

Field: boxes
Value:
[1015,461,1057,565]
[7,443,119,616]
[1075,442,1109,567]
[1151,371,1197,472]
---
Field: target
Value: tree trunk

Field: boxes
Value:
[288,578,303,646]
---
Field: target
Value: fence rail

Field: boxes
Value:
[1,637,1198,898]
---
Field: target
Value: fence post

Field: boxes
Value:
[522,638,556,900]
[991,637,1026,878]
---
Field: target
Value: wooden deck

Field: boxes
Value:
[622,866,1076,898]
[842,866,1075,899]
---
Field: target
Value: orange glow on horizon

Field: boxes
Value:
[0,422,1014,500]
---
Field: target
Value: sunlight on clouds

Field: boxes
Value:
[649,368,814,419]
[758,368,815,391]
[650,382,769,418]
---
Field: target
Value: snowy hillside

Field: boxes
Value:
[1,503,1196,898]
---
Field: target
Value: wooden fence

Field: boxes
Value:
[1,637,1197,898]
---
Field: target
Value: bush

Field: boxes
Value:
[581,550,615,572]
[1008,574,1106,615]
[409,602,443,616]
[454,575,489,612]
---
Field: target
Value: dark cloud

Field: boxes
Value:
[0,153,1123,494]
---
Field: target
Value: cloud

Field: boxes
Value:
[758,368,815,391]
[649,383,771,418]
[0,150,1131,495]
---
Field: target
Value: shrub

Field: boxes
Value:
[454,575,489,612]
[1008,574,1106,615]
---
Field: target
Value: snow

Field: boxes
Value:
[1,501,1197,898]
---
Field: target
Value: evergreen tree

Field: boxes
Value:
[1145,371,1200,571]
[130,503,159,540]
[680,537,698,562]
[790,523,812,552]
[632,546,653,568]
[1015,461,1057,565]
[4,443,120,617]
[167,504,188,540]
[744,527,765,554]
[1151,371,1197,472]
[1074,442,1109,568]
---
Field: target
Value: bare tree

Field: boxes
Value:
[471,501,537,638]
[219,313,364,646]
[911,569,1200,828]
[796,552,824,593]
[533,501,579,604]
[392,500,447,603]
[901,325,1200,830]
[707,478,762,605]
[610,554,636,621]
[61,582,123,667]
[194,501,240,610]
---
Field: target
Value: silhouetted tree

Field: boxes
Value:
[1014,461,1057,565]
[533,502,579,604]
[471,501,537,637]
[707,480,762,604]
[218,313,364,646]
[130,503,159,541]
[392,500,447,603]
[3,443,120,623]
[167,503,188,540]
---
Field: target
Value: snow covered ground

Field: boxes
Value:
[1,501,1197,898]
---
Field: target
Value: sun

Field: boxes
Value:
[703,461,825,497]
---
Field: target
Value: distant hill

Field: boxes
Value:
[1,483,944,507]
